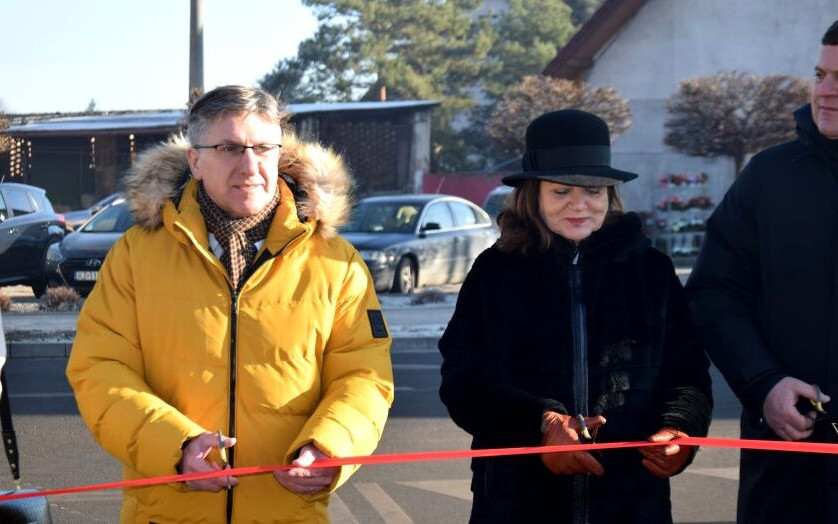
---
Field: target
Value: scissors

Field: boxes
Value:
[216,430,228,467]
[217,430,231,490]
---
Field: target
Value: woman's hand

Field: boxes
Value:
[540,411,606,476]
[639,427,691,478]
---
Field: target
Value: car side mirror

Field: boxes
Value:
[420,222,441,233]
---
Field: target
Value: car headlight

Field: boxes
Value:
[359,250,395,265]
[46,242,64,263]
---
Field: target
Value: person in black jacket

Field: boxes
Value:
[439,109,712,524]
[686,19,838,524]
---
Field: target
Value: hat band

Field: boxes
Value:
[522,145,611,171]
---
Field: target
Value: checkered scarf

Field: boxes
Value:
[197,182,280,291]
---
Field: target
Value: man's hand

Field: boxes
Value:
[178,432,238,492]
[540,411,606,476]
[274,444,339,494]
[763,377,830,441]
[639,427,691,478]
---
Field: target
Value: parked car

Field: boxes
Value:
[340,194,498,294]
[62,192,121,231]
[0,182,66,297]
[482,185,514,223]
[44,196,132,296]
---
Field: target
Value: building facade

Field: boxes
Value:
[544,0,834,213]
[2,101,437,211]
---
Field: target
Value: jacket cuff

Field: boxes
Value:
[743,372,788,413]
[657,386,713,438]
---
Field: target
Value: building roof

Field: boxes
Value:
[6,100,440,137]
[542,0,648,80]
[7,111,184,136]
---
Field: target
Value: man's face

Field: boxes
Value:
[187,113,282,217]
[811,45,838,139]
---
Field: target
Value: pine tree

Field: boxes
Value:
[260,0,494,171]
[564,0,605,26]
[482,0,575,98]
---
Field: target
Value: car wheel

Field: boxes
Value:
[392,257,415,295]
[30,277,47,298]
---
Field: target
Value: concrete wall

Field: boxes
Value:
[584,0,835,212]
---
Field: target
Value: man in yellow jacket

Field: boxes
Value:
[66,85,394,523]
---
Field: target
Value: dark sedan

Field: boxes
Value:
[340,194,498,294]
[0,182,66,297]
[44,196,132,295]
[62,192,121,231]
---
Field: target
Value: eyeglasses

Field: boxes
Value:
[193,143,282,158]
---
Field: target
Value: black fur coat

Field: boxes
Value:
[439,212,712,524]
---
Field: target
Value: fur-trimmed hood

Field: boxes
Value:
[123,132,353,238]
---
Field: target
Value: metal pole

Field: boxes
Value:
[189,0,204,98]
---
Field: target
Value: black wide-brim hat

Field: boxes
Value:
[502,109,638,187]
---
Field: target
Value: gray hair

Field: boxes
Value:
[186,85,287,144]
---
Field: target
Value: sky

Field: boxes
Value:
[0,0,318,114]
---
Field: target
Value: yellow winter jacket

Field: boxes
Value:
[66,134,394,523]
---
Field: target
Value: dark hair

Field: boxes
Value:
[186,85,287,144]
[496,180,624,254]
[823,20,838,45]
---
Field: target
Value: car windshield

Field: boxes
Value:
[342,201,423,233]
[80,200,132,233]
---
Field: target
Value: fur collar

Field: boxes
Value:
[123,132,353,239]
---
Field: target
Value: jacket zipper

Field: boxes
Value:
[222,232,304,524]
[569,249,589,524]
[226,287,238,524]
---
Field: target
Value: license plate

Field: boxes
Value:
[74,271,99,282]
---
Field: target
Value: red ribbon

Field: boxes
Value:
[2,436,838,502]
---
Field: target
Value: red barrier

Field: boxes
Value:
[2,436,837,502]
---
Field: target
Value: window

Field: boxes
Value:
[421,202,454,231]
[0,192,7,222]
[449,201,483,227]
[6,189,35,217]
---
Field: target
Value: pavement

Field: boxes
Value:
[1,285,453,358]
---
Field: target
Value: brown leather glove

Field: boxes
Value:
[638,427,692,478]
[540,411,607,476]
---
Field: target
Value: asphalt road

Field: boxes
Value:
[0,349,741,524]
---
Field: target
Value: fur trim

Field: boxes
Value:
[123,132,354,238]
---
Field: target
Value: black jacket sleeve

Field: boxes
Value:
[656,265,713,439]
[686,168,786,412]
[438,256,565,447]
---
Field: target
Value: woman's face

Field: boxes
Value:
[538,181,609,243]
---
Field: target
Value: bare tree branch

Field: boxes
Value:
[487,75,631,155]
[0,104,10,155]
[664,71,809,174]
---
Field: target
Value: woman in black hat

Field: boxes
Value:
[439,109,712,523]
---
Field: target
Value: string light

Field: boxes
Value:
[89,136,96,170]
[11,139,22,177]
[129,133,136,165]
